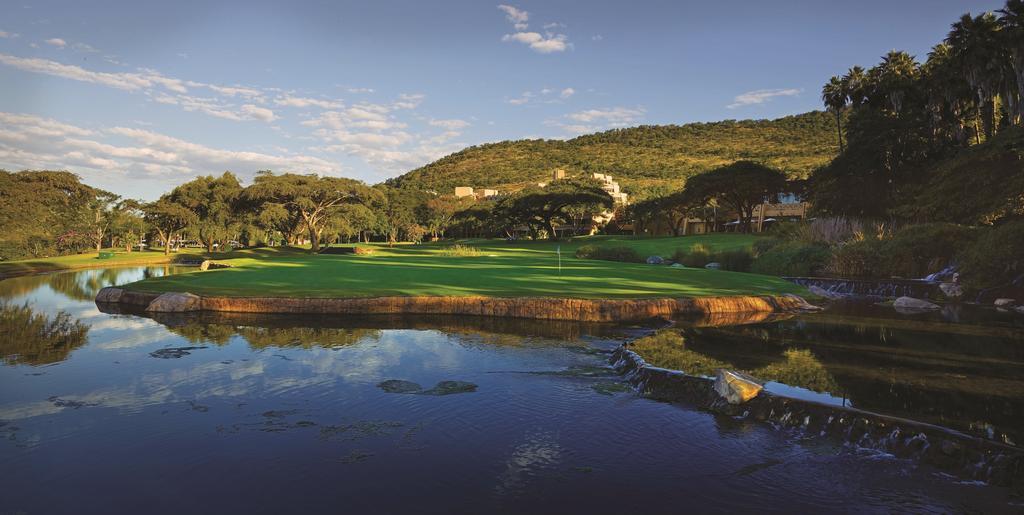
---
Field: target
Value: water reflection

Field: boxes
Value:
[0,302,89,366]
[0,267,1020,513]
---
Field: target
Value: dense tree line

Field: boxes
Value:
[810,1,1024,222]
[0,168,623,260]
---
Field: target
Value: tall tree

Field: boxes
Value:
[948,12,1003,140]
[143,199,197,256]
[243,172,375,252]
[494,178,613,239]
[822,76,848,153]
[170,172,243,253]
[683,161,787,232]
[999,0,1024,125]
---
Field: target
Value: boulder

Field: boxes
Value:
[199,260,231,271]
[145,292,203,312]
[893,296,941,312]
[704,262,721,270]
[713,369,763,405]
[808,285,843,300]
[646,255,664,265]
[1016,306,1024,315]
[994,298,1016,307]
[939,282,963,299]
[95,287,124,303]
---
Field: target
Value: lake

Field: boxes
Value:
[0,267,1018,513]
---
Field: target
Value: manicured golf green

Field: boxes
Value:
[122,235,807,299]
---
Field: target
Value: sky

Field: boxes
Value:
[0,0,1005,199]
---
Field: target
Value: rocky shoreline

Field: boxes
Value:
[95,287,817,322]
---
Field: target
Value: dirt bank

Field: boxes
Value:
[96,287,815,322]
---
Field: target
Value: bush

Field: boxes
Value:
[713,249,754,272]
[440,244,482,257]
[672,243,711,268]
[959,220,1024,288]
[751,241,832,276]
[825,223,976,278]
[574,245,643,263]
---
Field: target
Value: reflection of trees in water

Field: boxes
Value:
[629,330,839,393]
[0,301,89,365]
[146,311,618,351]
[237,326,381,349]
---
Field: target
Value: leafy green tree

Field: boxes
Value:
[143,199,197,255]
[170,172,243,253]
[243,172,376,252]
[373,186,429,245]
[683,161,787,232]
[108,199,146,252]
[494,178,613,239]
[418,195,474,240]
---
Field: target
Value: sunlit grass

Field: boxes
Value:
[121,235,805,299]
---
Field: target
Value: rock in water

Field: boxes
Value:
[994,298,1016,307]
[939,282,963,299]
[714,369,763,405]
[145,292,202,312]
[893,296,940,312]
[704,262,721,270]
[95,287,124,303]
[646,255,664,265]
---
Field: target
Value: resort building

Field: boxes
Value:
[453,187,500,199]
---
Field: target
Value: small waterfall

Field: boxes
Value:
[784,277,942,299]
[922,264,957,283]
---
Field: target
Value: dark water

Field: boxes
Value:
[0,268,1019,514]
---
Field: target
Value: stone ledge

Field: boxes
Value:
[611,346,1024,490]
[95,287,815,322]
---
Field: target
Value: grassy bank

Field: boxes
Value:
[120,235,805,299]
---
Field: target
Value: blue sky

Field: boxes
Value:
[0,0,1004,199]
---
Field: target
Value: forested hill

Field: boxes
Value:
[390,111,839,196]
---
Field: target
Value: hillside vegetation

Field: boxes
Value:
[390,111,838,196]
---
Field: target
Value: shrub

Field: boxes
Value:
[713,249,754,272]
[440,244,482,257]
[959,220,1024,288]
[751,241,831,276]
[672,243,711,268]
[825,223,975,278]
[574,245,643,263]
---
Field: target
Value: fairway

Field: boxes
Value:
[120,235,806,299]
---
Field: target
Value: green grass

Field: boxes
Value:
[0,246,307,277]
[123,235,806,299]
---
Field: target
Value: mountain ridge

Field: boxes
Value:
[389,110,839,197]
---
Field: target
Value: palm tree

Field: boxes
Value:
[923,43,971,144]
[999,0,1024,125]
[876,50,920,114]
[842,66,868,107]
[947,12,1003,139]
[822,76,847,153]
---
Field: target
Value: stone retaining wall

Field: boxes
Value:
[96,287,814,322]
[612,347,1024,490]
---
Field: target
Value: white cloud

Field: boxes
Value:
[727,88,802,109]
[240,104,277,122]
[206,84,263,99]
[508,87,574,105]
[497,4,569,53]
[497,4,529,30]
[592,35,603,41]
[0,30,19,39]
[502,31,568,53]
[547,106,646,135]
[559,87,575,99]
[274,94,343,109]
[429,118,470,130]
[71,42,99,53]
[0,112,340,188]
[44,38,66,48]
[0,53,152,90]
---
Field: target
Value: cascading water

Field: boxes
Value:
[783,265,957,299]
